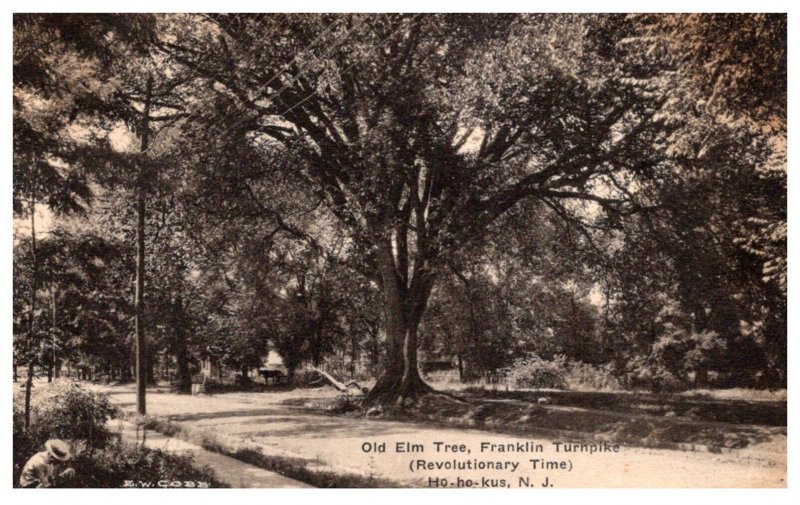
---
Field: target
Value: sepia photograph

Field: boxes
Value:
[9,6,788,491]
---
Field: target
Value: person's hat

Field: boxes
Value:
[44,439,72,462]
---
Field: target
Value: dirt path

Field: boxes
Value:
[94,383,786,488]
[110,418,311,488]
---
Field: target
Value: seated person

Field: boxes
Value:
[19,439,75,488]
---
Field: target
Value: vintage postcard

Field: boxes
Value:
[10,8,787,490]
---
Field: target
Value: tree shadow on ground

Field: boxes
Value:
[161,407,421,439]
[240,417,421,439]
[166,408,291,422]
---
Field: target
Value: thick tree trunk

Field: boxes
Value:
[366,242,435,407]
[367,320,432,406]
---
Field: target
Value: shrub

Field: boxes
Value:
[652,325,725,381]
[622,355,686,392]
[501,354,567,389]
[618,325,725,392]
[555,356,622,391]
[69,441,227,488]
[15,381,119,450]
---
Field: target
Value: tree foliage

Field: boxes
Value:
[12,13,787,399]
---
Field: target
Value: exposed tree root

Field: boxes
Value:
[364,372,468,410]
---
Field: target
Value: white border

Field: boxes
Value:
[2,2,796,505]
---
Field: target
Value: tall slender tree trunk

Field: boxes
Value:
[146,356,156,384]
[134,75,153,415]
[49,287,58,381]
[368,326,380,376]
[349,333,358,379]
[174,296,192,393]
[453,269,485,376]
[176,352,191,389]
[24,197,38,430]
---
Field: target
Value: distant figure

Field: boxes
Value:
[19,439,75,488]
[259,368,283,385]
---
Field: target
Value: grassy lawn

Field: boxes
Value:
[284,382,786,452]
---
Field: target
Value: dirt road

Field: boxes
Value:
[94,383,786,488]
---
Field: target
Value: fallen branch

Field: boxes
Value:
[308,367,363,392]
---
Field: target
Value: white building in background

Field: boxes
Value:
[260,350,287,375]
[199,349,288,382]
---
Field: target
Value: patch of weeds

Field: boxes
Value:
[139,415,183,438]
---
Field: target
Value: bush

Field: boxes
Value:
[69,441,227,488]
[14,381,118,450]
[622,355,686,392]
[652,325,724,381]
[555,356,621,391]
[502,354,567,389]
[618,325,726,392]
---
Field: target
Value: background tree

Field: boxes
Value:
[613,13,787,385]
